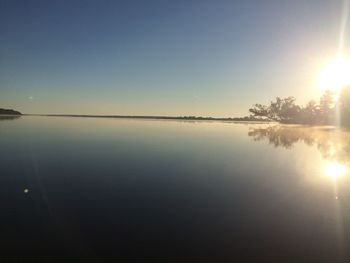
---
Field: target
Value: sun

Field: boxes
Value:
[318,57,350,94]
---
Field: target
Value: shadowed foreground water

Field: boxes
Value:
[1,116,350,262]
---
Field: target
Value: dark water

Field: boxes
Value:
[1,116,350,262]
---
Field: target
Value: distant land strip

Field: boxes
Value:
[23,114,272,122]
[0,108,272,122]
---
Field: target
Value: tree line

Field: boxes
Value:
[249,86,350,126]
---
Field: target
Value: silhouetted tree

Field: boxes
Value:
[299,100,318,124]
[248,90,343,125]
[318,90,336,124]
[340,86,350,126]
[249,97,300,123]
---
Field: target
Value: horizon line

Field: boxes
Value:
[21,113,270,122]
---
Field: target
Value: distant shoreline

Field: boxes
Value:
[0,108,22,115]
[22,114,272,122]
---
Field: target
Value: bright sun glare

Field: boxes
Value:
[318,57,350,94]
[324,161,347,178]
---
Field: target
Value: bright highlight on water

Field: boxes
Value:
[324,161,347,178]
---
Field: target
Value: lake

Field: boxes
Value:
[1,116,350,262]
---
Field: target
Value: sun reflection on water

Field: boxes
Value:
[248,125,350,181]
[324,161,346,179]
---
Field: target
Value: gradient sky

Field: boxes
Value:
[1,0,349,116]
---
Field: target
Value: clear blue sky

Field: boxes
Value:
[0,0,349,116]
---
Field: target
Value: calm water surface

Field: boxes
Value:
[1,116,350,262]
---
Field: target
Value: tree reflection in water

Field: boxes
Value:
[248,125,350,169]
[0,115,21,121]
